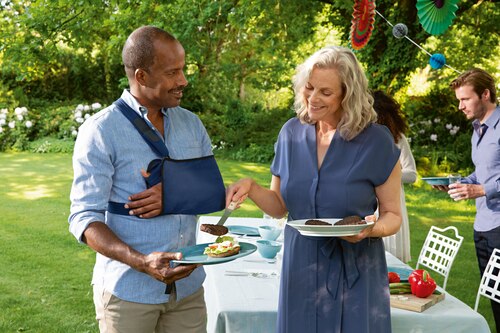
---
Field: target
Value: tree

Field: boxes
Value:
[0,0,498,164]
[317,0,499,93]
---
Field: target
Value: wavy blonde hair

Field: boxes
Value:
[292,46,377,141]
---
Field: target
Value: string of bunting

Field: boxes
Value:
[374,9,461,74]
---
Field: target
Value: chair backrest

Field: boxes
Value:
[475,248,500,311]
[416,226,464,290]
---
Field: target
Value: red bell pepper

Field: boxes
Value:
[413,270,437,298]
[408,269,425,294]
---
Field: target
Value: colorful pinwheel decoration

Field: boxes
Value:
[416,0,460,35]
[350,0,376,50]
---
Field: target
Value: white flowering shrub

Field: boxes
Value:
[404,90,472,175]
[36,102,105,142]
[0,106,35,151]
[0,102,104,152]
[67,103,103,138]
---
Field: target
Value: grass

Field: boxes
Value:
[0,153,96,333]
[0,152,495,332]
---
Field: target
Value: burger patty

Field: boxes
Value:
[335,215,366,225]
[200,224,229,236]
[305,219,331,225]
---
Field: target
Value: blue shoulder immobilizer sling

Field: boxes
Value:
[107,98,225,216]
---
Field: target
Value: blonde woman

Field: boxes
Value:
[227,46,402,333]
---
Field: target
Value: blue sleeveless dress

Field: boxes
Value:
[270,118,400,333]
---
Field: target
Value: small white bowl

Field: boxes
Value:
[258,225,282,241]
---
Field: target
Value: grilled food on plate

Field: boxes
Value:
[203,236,240,258]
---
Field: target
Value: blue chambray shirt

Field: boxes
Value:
[462,106,500,232]
[68,90,211,304]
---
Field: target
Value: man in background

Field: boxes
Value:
[441,68,499,331]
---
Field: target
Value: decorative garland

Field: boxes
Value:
[349,0,461,74]
[374,9,461,74]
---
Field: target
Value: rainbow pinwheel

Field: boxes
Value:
[416,0,460,35]
[350,0,376,50]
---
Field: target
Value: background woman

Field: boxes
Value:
[373,90,417,263]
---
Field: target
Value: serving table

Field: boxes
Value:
[198,216,490,333]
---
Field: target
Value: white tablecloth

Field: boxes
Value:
[198,216,490,333]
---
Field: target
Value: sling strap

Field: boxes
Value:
[114,98,170,157]
[108,98,167,215]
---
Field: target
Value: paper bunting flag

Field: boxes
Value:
[416,0,460,35]
[350,0,376,50]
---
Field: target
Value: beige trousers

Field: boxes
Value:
[93,285,207,333]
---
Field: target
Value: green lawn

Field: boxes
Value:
[0,152,494,332]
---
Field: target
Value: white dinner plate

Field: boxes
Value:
[172,242,257,265]
[287,218,374,237]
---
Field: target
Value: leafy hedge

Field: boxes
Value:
[196,98,295,163]
[0,100,102,153]
[0,90,476,177]
[0,97,292,163]
[403,88,473,175]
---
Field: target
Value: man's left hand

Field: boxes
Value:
[125,169,162,218]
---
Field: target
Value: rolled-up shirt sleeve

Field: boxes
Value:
[68,117,114,243]
[461,171,478,185]
[484,178,500,200]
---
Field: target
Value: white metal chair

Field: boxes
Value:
[416,226,464,291]
[475,248,500,311]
